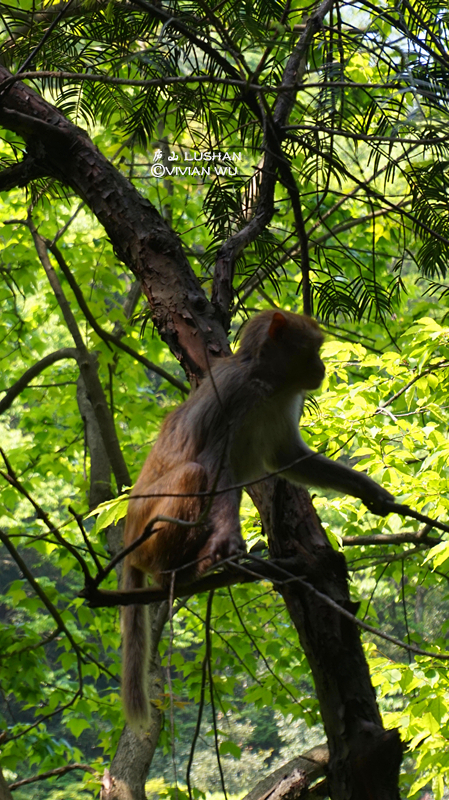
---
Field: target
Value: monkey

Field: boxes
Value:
[121,309,394,728]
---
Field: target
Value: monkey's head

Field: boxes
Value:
[238,310,325,390]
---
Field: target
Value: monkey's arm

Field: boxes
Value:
[269,438,394,515]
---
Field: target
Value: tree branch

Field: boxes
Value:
[211,0,335,326]
[80,552,449,660]
[241,745,329,800]
[342,524,438,547]
[8,763,96,790]
[0,528,84,666]
[28,217,130,491]
[0,347,78,414]
[0,155,47,190]
[0,65,230,381]
[47,241,188,394]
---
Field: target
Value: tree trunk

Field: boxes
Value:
[265,479,402,800]
[0,768,13,800]
[103,604,167,800]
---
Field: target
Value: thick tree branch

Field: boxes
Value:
[81,552,449,660]
[272,0,335,125]
[211,159,277,329]
[0,769,13,800]
[0,154,47,190]
[0,65,230,382]
[241,745,329,800]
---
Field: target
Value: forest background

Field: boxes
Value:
[1,0,449,798]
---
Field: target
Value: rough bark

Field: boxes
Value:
[242,745,329,800]
[262,480,402,800]
[103,603,168,800]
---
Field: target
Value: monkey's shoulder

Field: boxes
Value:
[229,387,304,482]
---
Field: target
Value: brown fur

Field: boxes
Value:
[121,310,394,728]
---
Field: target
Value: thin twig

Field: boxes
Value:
[186,590,214,800]
[0,449,92,582]
[14,0,77,78]
[47,242,187,394]
[377,361,449,411]
[167,571,178,798]
[206,589,227,800]
[68,505,102,572]
[8,763,96,790]
[246,554,449,661]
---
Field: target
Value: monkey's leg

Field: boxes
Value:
[196,484,245,574]
[134,462,210,585]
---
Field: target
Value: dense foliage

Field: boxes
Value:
[1,0,449,798]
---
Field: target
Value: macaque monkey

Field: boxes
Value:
[122,310,394,728]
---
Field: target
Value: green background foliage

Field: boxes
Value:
[1,0,449,797]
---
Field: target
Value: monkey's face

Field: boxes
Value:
[279,326,325,390]
[247,310,326,391]
[297,347,325,390]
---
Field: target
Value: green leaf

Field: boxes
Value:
[219,741,241,759]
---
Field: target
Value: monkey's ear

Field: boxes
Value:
[268,312,287,340]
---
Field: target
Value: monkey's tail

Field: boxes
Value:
[121,564,150,731]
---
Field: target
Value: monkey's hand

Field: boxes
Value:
[204,528,247,565]
[198,489,247,570]
[197,520,246,577]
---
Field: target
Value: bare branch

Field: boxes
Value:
[0,348,78,414]
[47,241,188,394]
[81,552,449,660]
[8,763,96,790]
[27,216,131,491]
[342,524,438,547]
[211,0,336,326]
